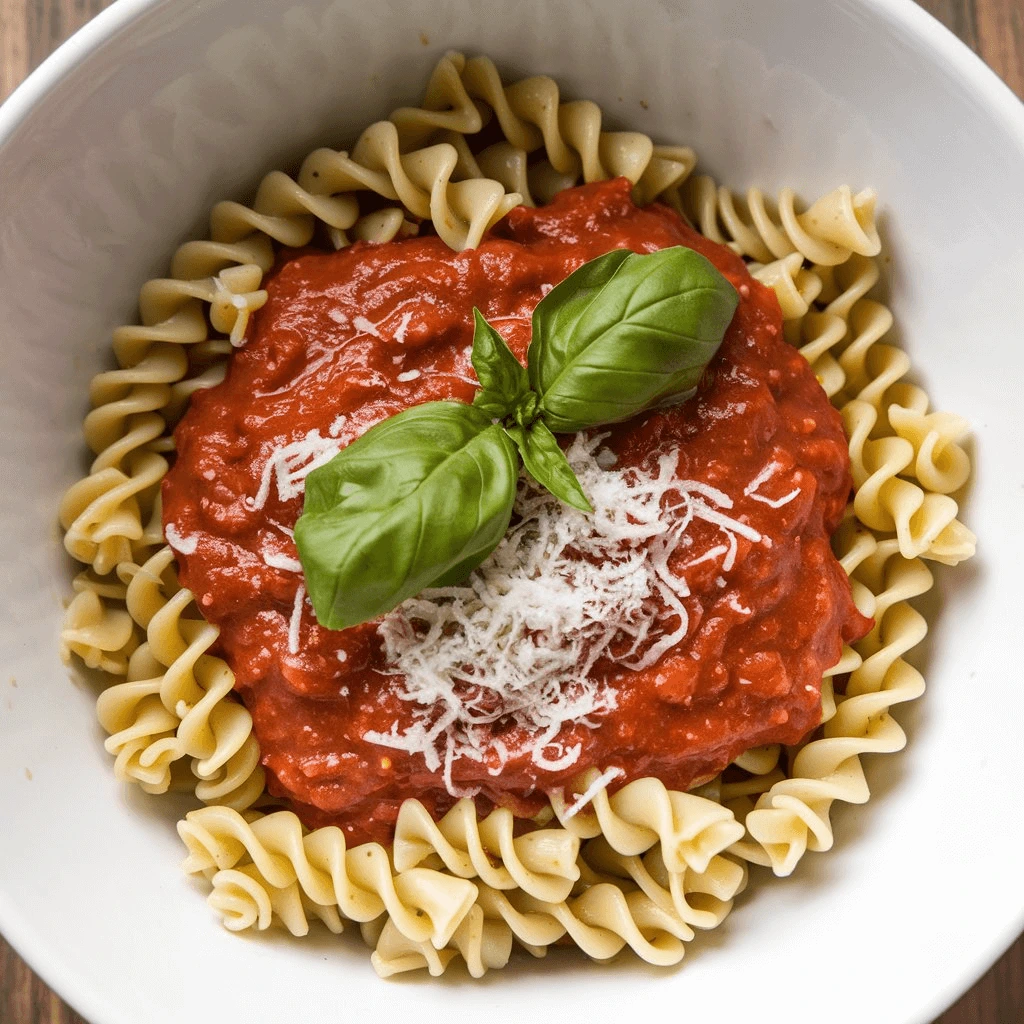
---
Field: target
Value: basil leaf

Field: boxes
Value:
[296,401,519,629]
[471,308,531,420]
[528,246,738,433]
[526,249,633,394]
[507,421,592,513]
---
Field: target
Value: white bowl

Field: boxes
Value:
[1,1,1022,1022]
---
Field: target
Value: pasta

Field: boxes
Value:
[58,51,976,976]
[89,545,265,807]
[392,799,581,903]
[547,772,745,874]
[179,805,479,947]
[368,905,514,978]
[393,882,698,972]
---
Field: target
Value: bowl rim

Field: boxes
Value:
[1,1,1023,1022]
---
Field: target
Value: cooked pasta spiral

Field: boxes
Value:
[376,878,698,975]
[548,770,744,873]
[473,881,694,967]
[751,252,823,322]
[843,399,966,560]
[60,450,168,575]
[59,589,137,676]
[683,175,881,267]
[179,806,478,947]
[885,384,972,495]
[369,905,513,978]
[394,799,581,903]
[453,54,697,207]
[581,839,748,933]
[90,546,262,803]
[207,863,346,936]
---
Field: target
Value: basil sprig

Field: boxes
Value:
[296,245,738,630]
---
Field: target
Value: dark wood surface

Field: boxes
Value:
[1,0,1022,1020]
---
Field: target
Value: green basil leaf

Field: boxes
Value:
[296,401,519,629]
[471,307,531,419]
[527,246,739,433]
[507,421,592,513]
[426,546,500,588]
[526,249,633,395]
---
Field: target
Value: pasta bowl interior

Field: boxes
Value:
[1,0,1023,1021]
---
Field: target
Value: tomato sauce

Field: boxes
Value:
[163,178,871,845]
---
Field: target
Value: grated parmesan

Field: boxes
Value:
[366,434,765,797]
[745,460,802,508]
[263,549,302,573]
[164,522,198,555]
[288,585,305,655]
[393,311,413,344]
[245,429,342,511]
[561,767,625,820]
[353,315,383,339]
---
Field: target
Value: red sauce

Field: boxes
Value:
[164,178,871,845]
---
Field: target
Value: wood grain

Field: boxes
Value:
[0,0,1021,1021]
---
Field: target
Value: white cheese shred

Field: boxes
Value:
[246,429,342,511]
[744,460,802,508]
[353,315,383,339]
[288,585,305,655]
[561,767,625,820]
[393,311,413,344]
[164,523,198,555]
[264,550,303,573]
[748,489,801,509]
[367,434,767,797]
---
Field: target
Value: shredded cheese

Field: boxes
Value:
[561,767,625,820]
[353,315,383,339]
[164,523,198,555]
[245,429,342,511]
[744,460,802,508]
[393,311,413,344]
[264,549,302,573]
[367,434,765,797]
[288,585,305,655]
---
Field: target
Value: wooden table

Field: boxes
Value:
[1,0,1022,1020]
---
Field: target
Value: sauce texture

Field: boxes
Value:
[163,178,871,844]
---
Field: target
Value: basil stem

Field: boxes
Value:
[295,402,519,629]
[506,421,592,513]
[528,246,738,433]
